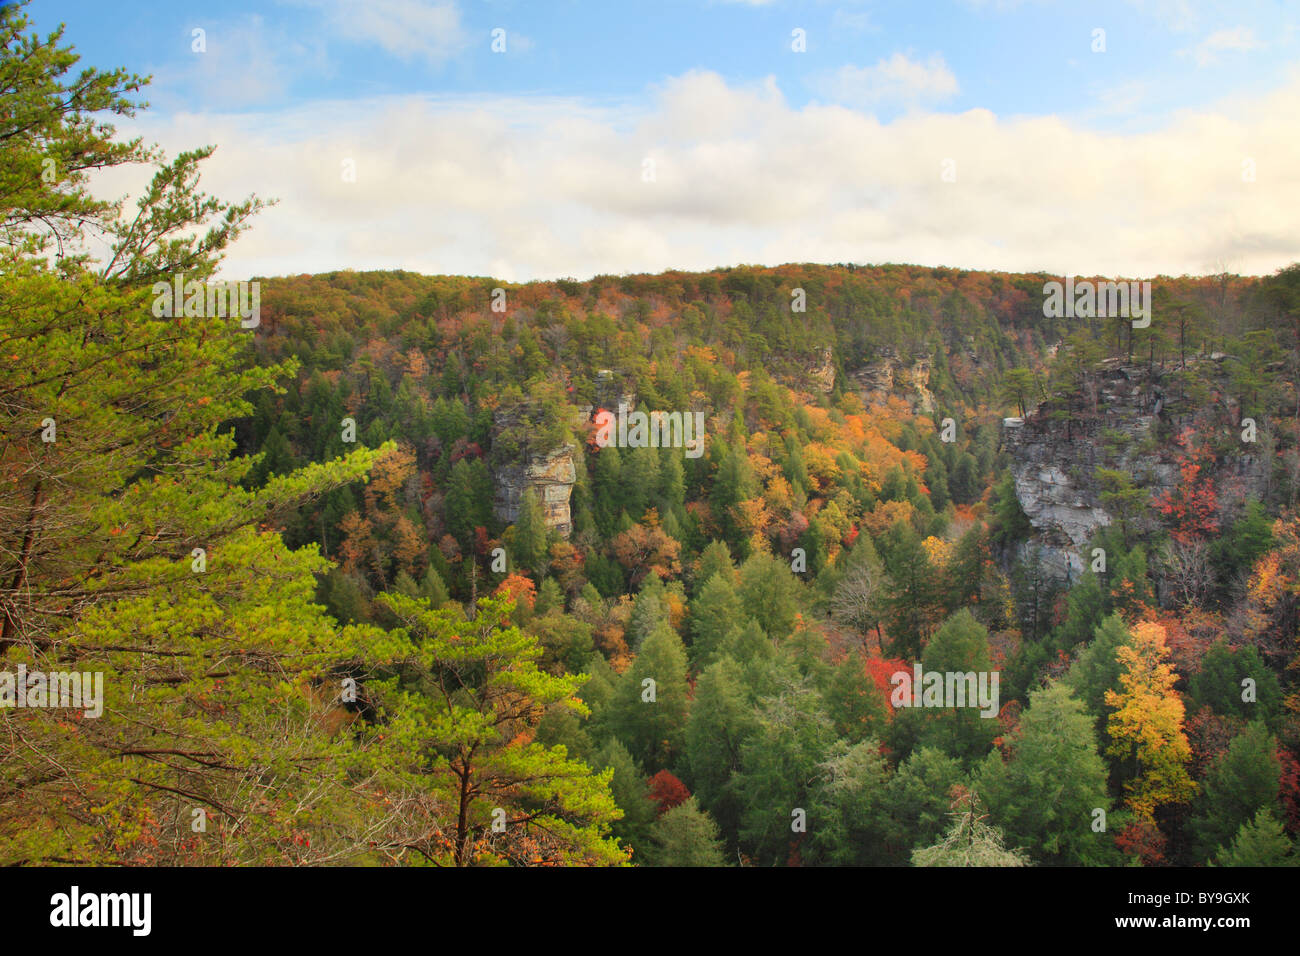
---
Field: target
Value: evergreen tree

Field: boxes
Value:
[689,572,744,669]
[643,797,728,867]
[694,538,738,591]
[591,737,657,856]
[509,487,549,577]
[1190,639,1282,726]
[609,623,690,771]
[806,739,894,866]
[883,747,965,858]
[1189,722,1281,862]
[977,682,1115,865]
[1213,809,1296,867]
[911,797,1030,867]
[734,677,836,866]
[738,550,801,640]
[916,610,1000,764]
[685,656,758,845]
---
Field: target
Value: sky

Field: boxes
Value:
[30,0,1300,282]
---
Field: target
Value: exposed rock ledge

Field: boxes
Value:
[850,347,936,414]
[493,445,576,536]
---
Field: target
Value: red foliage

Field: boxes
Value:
[862,654,908,696]
[646,770,690,816]
[1278,748,1300,835]
[1151,431,1220,543]
[1186,706,1242,779]
[1115,819,1167,866]
[494,572,536,611]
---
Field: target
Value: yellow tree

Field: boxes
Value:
[1104,621,1196,821]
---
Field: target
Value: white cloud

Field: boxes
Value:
[1123,0,1199,32]
[1181,27,1262,67]
[99,70,1300,283]
[299,0,467,64]
[810,53,960,109]
[150,15,327,109]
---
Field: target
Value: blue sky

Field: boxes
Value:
[29,0,1300,280]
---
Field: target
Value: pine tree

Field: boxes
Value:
[510,487,549,577]
[916,609,1000,764]
[376,593,625,866]
[911,795,1030,867]
[591,737,657,857]
[734,676,836,866]
[685,656,758,844]
[883,747,965,858]
[977,682,1115,864]
[738,550,801,640]
[0,5,415,864]
[1213,809,1296,867]
[609,622,689,771]
[643,797,728,867]
[806,739,893,865]
[689,572,743,669]
[1190,722,1281,862]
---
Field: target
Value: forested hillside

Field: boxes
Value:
[234,258,1300,866]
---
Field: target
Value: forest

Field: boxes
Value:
[3,3,1300,868]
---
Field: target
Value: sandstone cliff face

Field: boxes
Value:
[493,445,577,536]
[850,347,936,413]
[806,347,835,394]
[1003,358,1269,579]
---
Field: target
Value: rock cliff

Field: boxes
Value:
[1003,357,1270,579]
[850,347,936,413]
[492,445,577,537]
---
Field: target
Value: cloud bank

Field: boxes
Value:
[103,69,1300,282]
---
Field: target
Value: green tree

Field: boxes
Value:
[694,538,738,591]
[1189,722,1281,862]
[609,623,690,771]
[738,550,802,640]
[805,739,893,866]
[509,488,549,577]
[916,610,1000,764]
[1213,808,1296,867]
[883,747,965,859]
[1064,614,1132,748]
[684,656,758,845]
[643,797,728,867]
[1189,640,1281,727]
[689,572,744,669]
[977,682,1115,865]
[591,737,657,857]
[0,5,424,865]
[734,676,836,866]
[376,593,625,866]
[879,524,941,657]
[824,649,889,744]
[911,796,1030,867]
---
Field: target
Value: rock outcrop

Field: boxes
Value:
[805,347,835,394]
[850,347,936,413]
[1003,357,1270,579]
[493,445,577,536]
